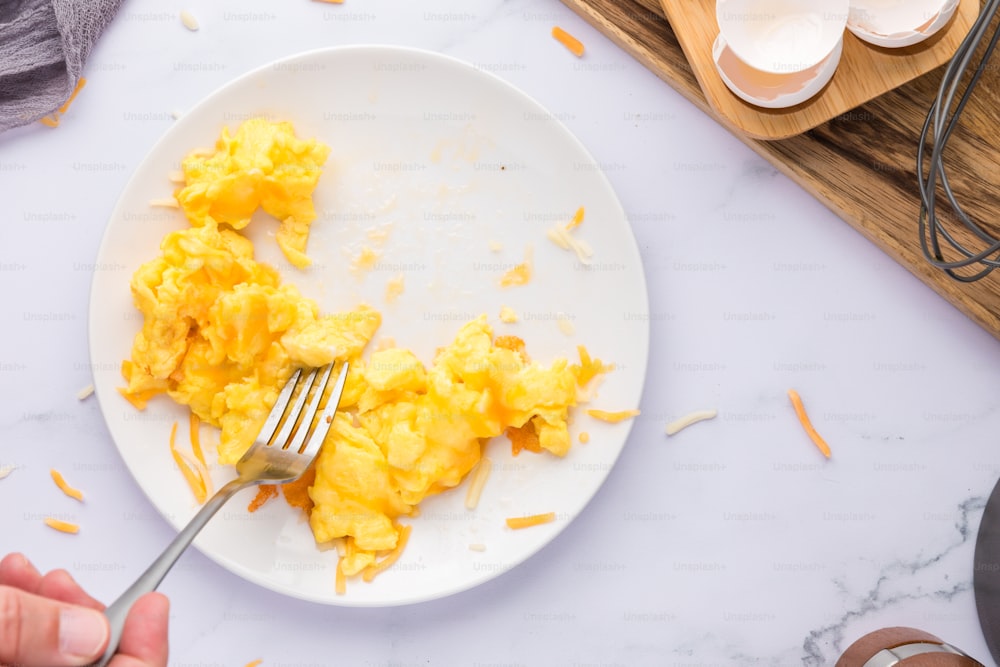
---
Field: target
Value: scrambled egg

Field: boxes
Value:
[175,118,329,268]
[122,118,605,577]
[121,219,380,465]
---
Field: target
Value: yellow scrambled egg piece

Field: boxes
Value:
[122,219,380,465]
[175,118,330,268]
[123,117,602,579]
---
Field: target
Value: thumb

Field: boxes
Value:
[0,584,110,666]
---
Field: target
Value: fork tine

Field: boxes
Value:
[256,368,302,445]
[298,361,350,459]
[285,362,335,454]
[269,366,320,448]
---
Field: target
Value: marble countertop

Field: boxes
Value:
[3,0,1000,664]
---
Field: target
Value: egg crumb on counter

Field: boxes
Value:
[120,117,612,586]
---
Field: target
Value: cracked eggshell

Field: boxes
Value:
[713,33,843,109]
[716,0,849,74]
[847,0,959,48]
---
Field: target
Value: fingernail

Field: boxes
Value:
[59,607,109,659]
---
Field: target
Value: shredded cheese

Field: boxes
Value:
[506,512,556,529]
[335,557,347,595]
[50,469,84,502]
[464,457,492,510]
[552,26,585,57]
[169,421,210,503]
[468,543,487,552]
[0,464,15,480]
[587,408,640,423]
[180,9,200,31]
[149,197,180,208]
[361,524,412,582]
[76,384,94,400]
[38,78,87,128]
[44,518,79,534]
[489,240,504,252]
[189,412,207,469]
[566,206,585,230]
[58,78,87,115]
[787,390,831,459]
[243,661,263,667]
[665,409,718,436]
[546,209,593,265]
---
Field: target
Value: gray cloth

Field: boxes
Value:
[0,0,124,132]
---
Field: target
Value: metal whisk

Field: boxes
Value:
[918,0,1000,282]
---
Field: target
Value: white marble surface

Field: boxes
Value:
[2,0,1000,664]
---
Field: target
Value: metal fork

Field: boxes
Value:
[92,361,350,667]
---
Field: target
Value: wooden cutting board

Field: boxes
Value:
[560,0,1000,340]
[662,0,978,139]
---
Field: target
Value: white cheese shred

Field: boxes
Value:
[180,10,200,31]
[464,457,492,510]
[149,197,179,208]
[0,464,15,480]
[665,409,718,436]
[76,384,95,400]
[546,223,593,265]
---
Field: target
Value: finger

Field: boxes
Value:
[38,569,105,611]
[0,585,110,666]
[0,553,43,593]
[110,593,169,667]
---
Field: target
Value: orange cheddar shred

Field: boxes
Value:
[44,518,80,534]
[362,524,412,583]
[39,77,87,128]
[506,512,556,529]
[787,389,831,459]
[50,469,84,502]
[552,26,585,57]
[169,421,208,504]
[565,206,585,230]
[189,412,206,468]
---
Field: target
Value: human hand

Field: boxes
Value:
[0,552,169,667]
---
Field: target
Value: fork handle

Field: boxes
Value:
[90,477,250,667]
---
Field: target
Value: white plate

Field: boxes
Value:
[88,45,649,607]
